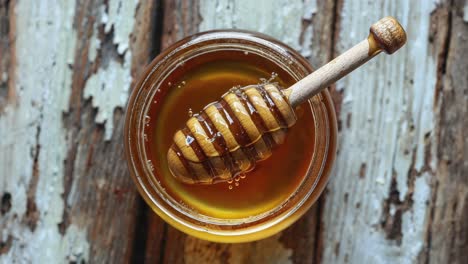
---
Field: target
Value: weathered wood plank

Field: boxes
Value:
[428,0,468,262]
[320,0,457,263]
[0,1,83,262]
[161,0,201,50]
[0,0,159,262]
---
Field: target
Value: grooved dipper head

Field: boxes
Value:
[370,16,407,54]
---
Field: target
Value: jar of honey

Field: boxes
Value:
[124,30,337,242]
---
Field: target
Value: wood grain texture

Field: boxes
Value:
[428,0,468,262]
[320,1,461,264]
[1,0,467,263]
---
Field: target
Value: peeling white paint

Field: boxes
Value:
[199,0,318,60]
[321,1,437,263]
[84,52,132,140]
[61,225,90,263]
[299,0,317,58]
[88,15,101,62]
[0,0,89,263]
[199,0,304,51]
[84,0,139,140]
[103,0,139,55]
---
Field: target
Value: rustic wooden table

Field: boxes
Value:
[0,0,467,263]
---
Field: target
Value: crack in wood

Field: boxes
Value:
[432,2,453,107]
[161,0,201,50]
[0,192,11,215]
[380,173,404,245]
[328,0,344,122]
[359,162,366,179]
[0,235,13,255]
[157,223,169,264]
[0,0,15,112]
[149,0,165,61]
[327,0,345,120]
[421,3,452,263]
[423,178,439,264]
[425,0,468,262]
[381,141,436,247]
[23,123,41,231]
[0,0,10,109]
[129,197,150,264]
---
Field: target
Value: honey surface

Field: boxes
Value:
[144,50,316,219]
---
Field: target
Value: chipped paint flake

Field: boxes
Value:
[299,0,317,58]
[61,225,90,263]
[84,0,139,140]
[103,0,139,55]
[0,0,89,262]
[84,52,132,140]
[321,1,438,263]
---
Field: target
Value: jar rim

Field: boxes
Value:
[124,30,337,242]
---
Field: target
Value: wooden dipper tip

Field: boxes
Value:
[370,16,407,54]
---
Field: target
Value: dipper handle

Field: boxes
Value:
[286,16,406,107]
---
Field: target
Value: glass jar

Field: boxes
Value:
[124,30,337,242]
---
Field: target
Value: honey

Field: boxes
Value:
[144,50,316,219]
[124,30,337,242]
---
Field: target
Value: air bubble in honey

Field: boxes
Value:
[144,115,151,127]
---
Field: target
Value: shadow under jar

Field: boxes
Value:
[124,30,337,243]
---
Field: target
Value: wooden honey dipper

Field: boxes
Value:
[167,17,407,184]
